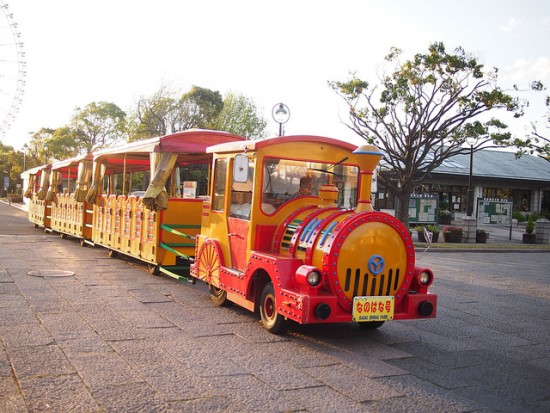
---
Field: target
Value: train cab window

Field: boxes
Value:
[212,158,228,211]
[230,158,254,219]
[261,157,360,213]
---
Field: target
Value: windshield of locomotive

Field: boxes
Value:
[261,157,359,214]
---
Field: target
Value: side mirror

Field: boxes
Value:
[233,154,249,183]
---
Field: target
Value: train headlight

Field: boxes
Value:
[418,271,433,286]
[295,265,323,289]
[307,270,322,287]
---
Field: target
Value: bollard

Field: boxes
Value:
[535,218,550,244]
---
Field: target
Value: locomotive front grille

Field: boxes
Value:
[344,267,401,298]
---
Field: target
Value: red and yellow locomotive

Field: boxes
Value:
[24,130,436,333]
[191,135,437,333]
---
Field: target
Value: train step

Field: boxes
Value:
[159,242,193,259]
[158,265,195,284]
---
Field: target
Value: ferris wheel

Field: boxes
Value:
[0,1,26,138]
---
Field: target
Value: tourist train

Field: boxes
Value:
[24,129,437,333]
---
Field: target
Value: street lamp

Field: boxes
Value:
[465,137,478,217]
[272,103,290,136]
[43,143,48,164]
[22,143,28,170]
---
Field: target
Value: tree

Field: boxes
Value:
[28,126,80,162]
[130,85,266,141]
[0,141,31,195]
[46,127,82,160]
[131,84,177,140]
[131,85,223,141]
[178,86,223,130]
[28,128,55,164]
[210,92,267,139]
[70,102,127,153]
[330,42,522,226]
[511,81,549,162]
[0,141,14,195]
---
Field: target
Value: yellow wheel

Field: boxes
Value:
[196,240,227,306]
[196,240,222,287]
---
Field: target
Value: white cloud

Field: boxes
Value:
[499,17,524,32]
[502,57,550,84]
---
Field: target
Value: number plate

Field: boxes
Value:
[352,296,394,322]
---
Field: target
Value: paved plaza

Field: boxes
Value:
[1,201,549,412]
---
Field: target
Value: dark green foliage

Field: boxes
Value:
[330,42,523,226]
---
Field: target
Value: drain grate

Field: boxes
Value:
[28,270,75,277]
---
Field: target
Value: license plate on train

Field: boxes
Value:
[352,296,394,322]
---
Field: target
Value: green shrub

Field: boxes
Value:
[527,213,541,222]
[414,224,440,233]
[512,210,526,222]
[526,215,535,234]
[426,224,440,233]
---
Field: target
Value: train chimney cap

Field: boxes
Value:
[352,145,383,156]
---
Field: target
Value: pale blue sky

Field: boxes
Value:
[3,0,549,149]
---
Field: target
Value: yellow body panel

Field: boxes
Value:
[157,199,203,266]
[336,222,407,299]
[130,200,144,257]
[91,195,202,266]
[140,207,157,262]
[28,196,50,229]
[49,194,92,240]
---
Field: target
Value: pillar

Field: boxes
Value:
[535,218,550,244]
[462,216,477,244]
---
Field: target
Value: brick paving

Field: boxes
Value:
[1,201,549,412]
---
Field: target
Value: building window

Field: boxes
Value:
[512,190,531,211]
[483,187,512,199]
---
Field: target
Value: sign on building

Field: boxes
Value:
[476,198,513,225]
[408,195,439,224]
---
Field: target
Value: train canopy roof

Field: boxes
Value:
[20,164,49,179]
[92,129,245,173]
[51,153,93,171]
[206,135,358,154]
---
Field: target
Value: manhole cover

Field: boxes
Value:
[28,270,75,278]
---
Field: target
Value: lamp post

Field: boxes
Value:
[43,143,48,164]
[272,103,290,136]
[22,143,28,170]
[465,137,478,217]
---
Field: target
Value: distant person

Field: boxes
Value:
[290,176,313,199]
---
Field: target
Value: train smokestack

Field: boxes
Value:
[352,145,383,213]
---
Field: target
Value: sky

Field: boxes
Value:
[1,0,550,151]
